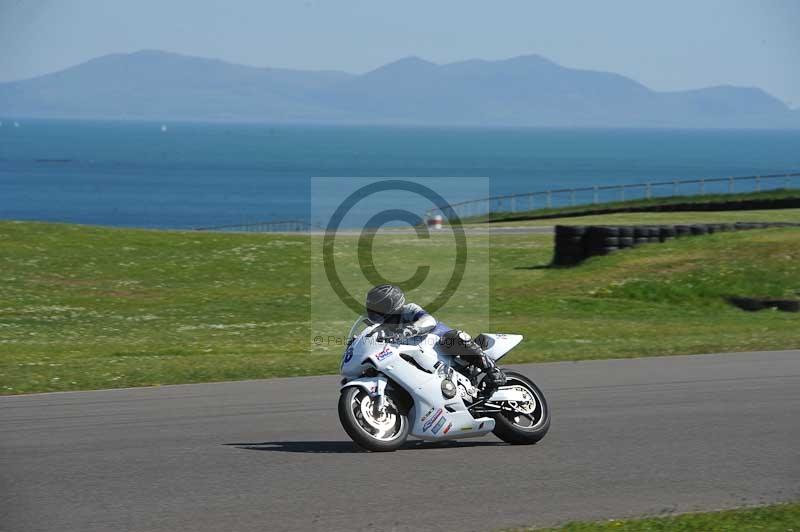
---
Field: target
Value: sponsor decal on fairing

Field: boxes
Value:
[422,408,443,431]
[375,345,394,362]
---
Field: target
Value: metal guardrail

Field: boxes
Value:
[194,220,312,233]
[424,172,800,221]
[191,173,800,232]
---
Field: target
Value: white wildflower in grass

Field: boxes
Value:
[124,315,160,322]
[17,305,86,314]
[177,321,283,332]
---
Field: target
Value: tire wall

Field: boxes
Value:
[552,222,800,267]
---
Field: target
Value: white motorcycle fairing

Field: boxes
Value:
[340,321,513,441]
[341,374,388,396]
[479,333,523,362]
[338,317,551,450]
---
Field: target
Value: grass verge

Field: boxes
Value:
[1,220,798,394]
[513,502,800,531]
[465,188,800,224]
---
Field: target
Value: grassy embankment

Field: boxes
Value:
[515,502,800,531]
[1,217,798,394]
[465,188,800,224]
[486,208,800,227]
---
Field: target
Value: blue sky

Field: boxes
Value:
[1,0,799,107]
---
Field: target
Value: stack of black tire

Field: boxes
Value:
[552,221,799,267]
[728,296,800,312]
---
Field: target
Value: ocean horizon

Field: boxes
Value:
[2,118,799,229]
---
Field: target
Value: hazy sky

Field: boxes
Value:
[2,0,799,107]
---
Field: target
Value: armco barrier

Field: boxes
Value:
[552,222,800,266]
[425,172,800,222]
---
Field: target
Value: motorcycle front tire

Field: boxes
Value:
[338,387,409,452]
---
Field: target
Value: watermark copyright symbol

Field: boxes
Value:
[321,179,467,315]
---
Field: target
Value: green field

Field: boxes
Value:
[1,219,799,394]
[465,188,800,224]
[517,502,800,531]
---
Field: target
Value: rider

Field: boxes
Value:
[364,284,506,393]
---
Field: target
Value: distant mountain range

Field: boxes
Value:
[1,50,798,128]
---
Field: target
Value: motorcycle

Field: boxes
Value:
[337,316,550,451]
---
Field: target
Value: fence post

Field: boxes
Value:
[728,177,733,193]
[700,179,705,195]
[756,176,761,192]
[593,186,598,204]
[620,186,625,201]
[546,190,552,209]
[646,183,652,199]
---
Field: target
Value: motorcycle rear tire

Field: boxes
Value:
[491,371,551,445]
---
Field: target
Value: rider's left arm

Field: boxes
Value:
[401,304,437,337]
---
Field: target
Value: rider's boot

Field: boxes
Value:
[479,355,506,397]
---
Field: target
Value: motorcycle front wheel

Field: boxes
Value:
[338,386,409,452]
[491,370,551,445]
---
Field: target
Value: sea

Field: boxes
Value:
[1,119,799,229]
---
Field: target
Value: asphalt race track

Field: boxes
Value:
[2,350,799,532]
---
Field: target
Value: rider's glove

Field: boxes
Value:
[400,326,418,338]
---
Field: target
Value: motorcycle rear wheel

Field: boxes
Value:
[491,371,551,445]
[338,387,409,452]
